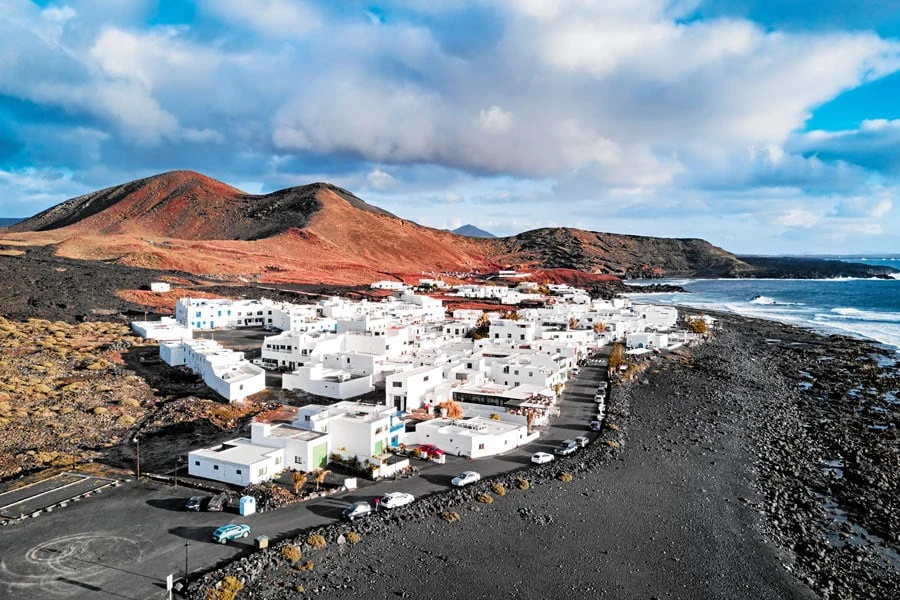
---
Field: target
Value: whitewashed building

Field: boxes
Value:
[412,417,537,458]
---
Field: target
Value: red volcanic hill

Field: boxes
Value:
[7,171,496,283]
[5,170,754,284]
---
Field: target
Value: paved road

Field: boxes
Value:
[0,365,607,600]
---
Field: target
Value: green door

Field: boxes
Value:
[312,443,328,468]
[373,440,384,456]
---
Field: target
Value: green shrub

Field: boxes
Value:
[346,531,361,544]
[306,534,326,549]
[491,482,507,496]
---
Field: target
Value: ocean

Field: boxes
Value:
[629,258,900,352]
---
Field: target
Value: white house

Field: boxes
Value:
[188,438,284,487]
[412,417,537,458]
[371,280,408,290]
[626,332,670,350]
[131,317,192,342]
[160,338,266,403]
[488,319,538,345]
[295,402,402,461]
[249,422,331,473]
[150,282,171,293]
[282,363,374,399]
[384,365,444,412]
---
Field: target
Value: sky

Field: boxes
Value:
[2,0,900,255]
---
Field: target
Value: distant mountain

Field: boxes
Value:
[0,218,23,228]
[452,224,496,238]
[4,170,774,284]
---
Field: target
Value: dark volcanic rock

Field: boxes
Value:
[738,255,899,279]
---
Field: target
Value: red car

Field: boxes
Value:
[416,444,445,459]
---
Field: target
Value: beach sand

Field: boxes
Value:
[191,314,898,599]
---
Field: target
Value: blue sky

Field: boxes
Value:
[2,0,900,255]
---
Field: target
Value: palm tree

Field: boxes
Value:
[292,471,308,494]
[313,469,331,491]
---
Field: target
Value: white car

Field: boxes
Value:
[451,471,481,487]
[380,492,415,509]
[597,381,608,391]
[575,436,589,448]
[531,452,555,464]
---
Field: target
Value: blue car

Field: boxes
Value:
[212,523,251,544]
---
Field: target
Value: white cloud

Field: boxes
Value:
[771,208,820,228]
[367,168,397,189]
[478,105,513,133]
[200,0,321,39]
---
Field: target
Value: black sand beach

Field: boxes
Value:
[192,314,898,600]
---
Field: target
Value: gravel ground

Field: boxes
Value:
[191,315,898,600]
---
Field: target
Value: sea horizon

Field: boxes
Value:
[630,268,900,352]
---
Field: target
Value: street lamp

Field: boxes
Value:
[184,540,190,581]
[173,456,182,487]
[133,435,140,479]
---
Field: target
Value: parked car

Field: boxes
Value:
[594,392,606,403]
[184,495,209,511]
[211,523,251,544]
[342,501,372,521]
[205,493,228,512]
[589,420,603,431]
[416,444,445,460]
[380,492,415,509]
[555,440,578,456]
[451,471,481,487]
[575,436,589,448]
[597,381,608,391]
[531,452,554,464]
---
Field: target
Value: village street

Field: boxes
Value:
[0,365,606,600]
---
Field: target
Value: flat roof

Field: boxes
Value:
[267,424,328,441]
[190,438,281,465]
[419,417,522,437]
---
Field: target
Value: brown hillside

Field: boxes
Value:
[3,171,754,284]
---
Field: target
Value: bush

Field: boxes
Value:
[206,576,243,600]
[606,440,620,449]
[92,406,108,415]
[280,544,301,563]
[557,472,574,483]
[306,533,326,549]
[516,477,530,490]
[346,531,361,544]
[476,493,493,504]
[440,511,460,522]
[489,413,501,420]
[607,423,620,431]
[491,482,507,496]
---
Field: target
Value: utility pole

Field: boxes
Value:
[133,435,140,479]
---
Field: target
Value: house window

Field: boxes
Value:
[275,457,281,465]
[213,465,219,470]
[520,335,525,340]
[236,469,242,475]
[392,382,402,388]
[294,456,302,464]
[478,443,485,450]
[194,460,200,466]
[258,467,266,476]
[423,375,429,382]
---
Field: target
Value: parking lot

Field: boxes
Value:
[0,473,119,521]
[0,363,609,599]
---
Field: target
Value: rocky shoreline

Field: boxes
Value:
[190,314,897,600]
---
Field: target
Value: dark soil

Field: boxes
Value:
[190,314,898,600]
